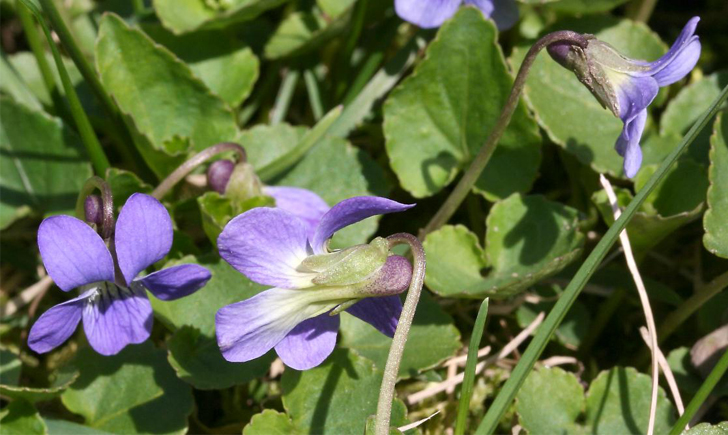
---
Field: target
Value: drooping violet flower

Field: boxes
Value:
[395,0,518,31]
[215,196,415,370]
[548,17,701,178]
[28,193,211,356]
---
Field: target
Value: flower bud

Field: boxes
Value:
[84,195,103,226]
[207,160,235,194]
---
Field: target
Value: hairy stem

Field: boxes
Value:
[75,176,114,240]
[375,233,426,435]
[151,143,247,200]
[421,30,589,237]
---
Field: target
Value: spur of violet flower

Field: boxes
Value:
[547,17,701,178]
[216,196,415,370]
[28,193,211,356]
[395,0,518,31]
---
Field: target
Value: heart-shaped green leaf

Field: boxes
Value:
[152,0,287,34]
[425,194,584,299]
[383,7,541,200]
[704,113,728,258]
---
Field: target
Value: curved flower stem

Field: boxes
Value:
[151,142,247,200]
[421,30,590,237]
[375,233,426,435]
[75,176,114,240]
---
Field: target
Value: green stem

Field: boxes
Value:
[421,31,590,237]
[75,176,114,240]
[474,85,728,435]
[132,0,146,16]
[303,70,324,121]
[630,0,659,23]
[375,233,426,435]
[151,142,247,200]
[455,298,489,435]
[270,69,299,125]
[668,349,728,435]
[37,0,139,172]
[16,0,64,115]
[19,0,110,175]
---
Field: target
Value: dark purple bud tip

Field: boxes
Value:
[84,195,103,226]
[547,41,574,67]
[207,160,235,194]
[370,255,412,295]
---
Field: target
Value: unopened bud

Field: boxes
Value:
[207,160,235,194]
[84,195,103,226]
[365,255,412,295]
[225,162,264,202]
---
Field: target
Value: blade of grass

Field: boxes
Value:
[304,69,324,121]
[257,106,342,182]
[18,0,110,175]
[455,298,489,435]
[668,349,728,435]
[474,85,728,435]
[270,69,299,125]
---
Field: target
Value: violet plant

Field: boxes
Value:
[28,188,211,356]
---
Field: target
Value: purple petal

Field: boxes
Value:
[274,313,339,370]
[82,284,153,356]
[216,287,335,363]
[346,296,403,338]
[37,216,115,292]
[114,193,173,286]
[394,0,461,29]
[647,17,701,86]
[27,290,91,354]
[134,264,211,301]
[616,110,647,178]
[614,74,659,123]
[464,0,519,30]
[263,186,330,239]
[218,207,314,288]
[311,197,415,254]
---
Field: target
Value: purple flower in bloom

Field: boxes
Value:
[215,196,415,370]
[548,17,701,178]
[395,0,519,30]
[28,193,211,356]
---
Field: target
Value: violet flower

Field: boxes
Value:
[395,0,518,31]
[28,193,211,356]
[548,17,701,177]
[215,196,415,370]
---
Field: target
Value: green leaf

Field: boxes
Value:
[517,366,676,434]
[0,53,42,111]
[683,422,728,435]
[510,16,665,177]
[152,0,287,35]
[516,367,585,434]
[339,292,461,379]
[0,370,78,404]
[45,418,113,435]
[95,13,239,177]
[141,24,259,107]
[592,161,707,259]
[60,342,193,435]
[0,96,92,229]
[264,6,352,59]
[243,410,300,435]
[424,195,584,299]
[666,347,728,398]
[149,256,273,389]
[384,8,541,200]
[281,349,409,434]
[585,367,675,434]
[704,113,728,258]
[543,0,629,13]
[0,400,47,435]
[661,71,728,165]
